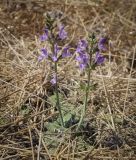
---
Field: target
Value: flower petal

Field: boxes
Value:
[98,37,107,51]
[50,74,57,85]
[95,52,105,64]
[76,52,89,70]
[77,39,88,52]
[52,55,58,62]
[41,48,48,58]
[62,46,71,58]
[58,24,67,40]
[38,48,48,61]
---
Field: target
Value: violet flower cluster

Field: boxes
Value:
[75,37,106,130]
[39,25,71,62]
[75,37,106,70]
[38,12,106,85]
[76,39,89,70]
[38,23,71,84]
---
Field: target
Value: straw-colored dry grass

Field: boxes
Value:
[0,0,136,159]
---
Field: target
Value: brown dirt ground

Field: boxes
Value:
[0,0,136,159]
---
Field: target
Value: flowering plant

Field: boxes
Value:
[75,35,106,130]
[38,12,72,127]
[38,12,106,130]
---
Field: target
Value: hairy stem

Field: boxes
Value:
[77,67,91,130]
[54,62,64,127]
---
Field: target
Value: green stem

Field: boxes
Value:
[54,61,64,127]
[48,24,64,127]
[77,67,91,130]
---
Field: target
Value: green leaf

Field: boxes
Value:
[20,105,30,116]
[49,94,64,106]
[80,82,98,91]
[45,121,64,133]
[80,82,87,91]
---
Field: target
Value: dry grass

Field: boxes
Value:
[0,0,136,159]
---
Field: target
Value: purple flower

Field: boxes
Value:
[50,74,57,85]
[76,52,89,63]
[38,48,48,61]
[95,52,105,65]
[79,63,87,70]
[76,39,88,53]
[76,52,89,70]
[54,43,60,54]
[40,29,48,41]
[98,37,107,51]
[52,56,58,62]
[52,44,60,62]
[62,46,71,58]
[58,24,67,40]
[76,54,83,62]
